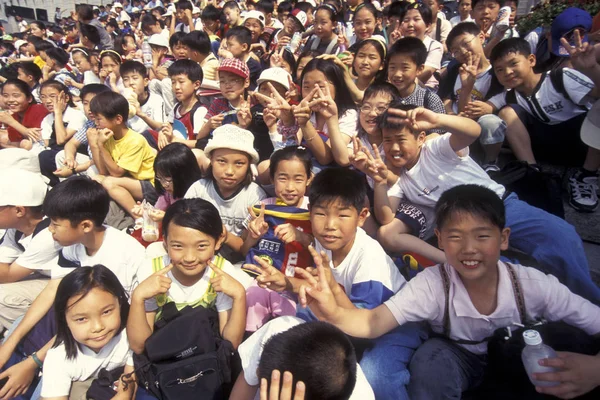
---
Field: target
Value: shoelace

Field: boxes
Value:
[570,178,597,200]
[581,176,599,193]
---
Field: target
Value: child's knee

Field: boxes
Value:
[477,114,506,145]
[19,139,32,150]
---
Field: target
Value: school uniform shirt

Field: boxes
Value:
[422,36,443,89]
[175,20,203,33]
[184,179,267,237]
[449,15,474,27]
[200,53,219,82]
[53,226,145,293]
[41,330,133,398]
[127,92,166,134]
[315,228,406,309]
[305,35,340,56]
[384,261,600,354]
[9,228,61,276]
[103,129,156,183]
[41,107,87,149]
[387,133,505,229]
[137,254,251,312]
[450,65,494,114]
[488,69,594,125]
[398,83,446,134]
[239,316,376,400]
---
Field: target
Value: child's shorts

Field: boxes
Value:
[394,202,433,239]
[141,180,159,205]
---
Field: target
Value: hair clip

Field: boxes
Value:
[100,49,122,62]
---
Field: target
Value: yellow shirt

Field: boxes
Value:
[33,55,46,69]
[103,129,156,184]
[200,53,219,82]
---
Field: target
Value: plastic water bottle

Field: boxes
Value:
[286,32,302,54]
[337,22,347,52]
[142,39,153,68]
[521,330,560,387]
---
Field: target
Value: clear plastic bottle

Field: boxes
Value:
[286,32,302,54]
[337,22,347,52]
[521,330,559,387]
[142,39,153,68]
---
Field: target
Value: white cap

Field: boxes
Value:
[148,33,169,48]
[204,125,259,164]
[257,67,292,91]
[581,99,600,150]
[93,6,100,11]
[192,6,201,14]
[110,7,118,14]
[0,169,47,207]
[522,330,542,346]
[14,40,27,50]
[162,5,176,17]
[131,7,140,13]
[244,10,266,27]
[113,2,124,9]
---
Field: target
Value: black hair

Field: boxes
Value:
[169,31,187,49]
[223,0,241,11]
[162,198,223,240]
[113,33,136,56]
[100,50,122,66]
[277,1,293,14]
[16,61,42,83]
[30,21,46,32]
[435,184,505,230]
[352,38,386,82]
[0,64,19,81]
[39,80,75,108]
[354,2,379,21]
[120,60,148,78]
[2,78,34,103]
[106,19,120,31]
[182,31,212,55]
[378,101,422,136]
[258,321,357,400]
[472,0,503,8]
[257,0,275,15]
[80,83,111,101]
[26,36,41,46]
[54,265,129,359]
[315,4,341,24]
[309,167,367,213]
[278,48,297,74]
[72,48,92,61]
[296,2,314,15]
[50,25,65,35]
[447,22,481,50]
[167,59,203,84]
[400,1,433,26]
[80,24,101,46]
[201,5,221,22]
[77,4,95,21]
[269,145,312,180]
[43,177,109,226]
[176,0,193,12]
[363,82,400,102]
[154,143,202,199]
[490,37,531,65]
[141,14,163,33]
[90,91,129,122]
[294,49,320,81]
[34,40,54,54]
[300,58,356,118]
[225,26,253,48]
[386,37,427,67]
[45,47,70,67]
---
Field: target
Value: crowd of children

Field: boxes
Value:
[0,0,599,399]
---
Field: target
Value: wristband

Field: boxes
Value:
[31,352,43,368]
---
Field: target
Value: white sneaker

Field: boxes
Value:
[569,176,599,212]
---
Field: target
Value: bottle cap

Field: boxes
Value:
[523,330,542,345]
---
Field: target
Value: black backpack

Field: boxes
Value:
[5,218,52,251]
[131,302,235,400]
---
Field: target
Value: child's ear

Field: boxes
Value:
[356,207,370,228]
[527,54,536,68]
[215,228,227,251]
[193,79,201,91]
[416,131,427,146]
[242,43,249,52]
[416,64,425,75]
[434,228,444,250]
[500,227,510,251]
[244,78,250,89]
[80,219,95,233]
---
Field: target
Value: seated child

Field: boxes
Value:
[42,48,81,98]
[243,10,268,58]
[300,184,600,399]
[89,91,157,216]
[40,265,134,399]
[182,31,219,82]
[487,38,600,212]
[15,61,42,102]
[224,26,262,90]
[450,0,474,27]
[230,316,375,399]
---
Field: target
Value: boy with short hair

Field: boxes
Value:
[244,10,268,56]
[181,30,219,82]
[224,26,262,89]
[449,0,474,27]
[223,0,243,28]
[201,5,225,40]
[370,103,600,305]
[16,61,42,102]
[257,0,283,30]
[171,0,199,34]
[471,0,517,57]
[487,37,600,211]
[89,91,157,216]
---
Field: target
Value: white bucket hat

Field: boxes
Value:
[204,125,259,164]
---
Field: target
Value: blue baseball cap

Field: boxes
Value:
[551,7,592,57]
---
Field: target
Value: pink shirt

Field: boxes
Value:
[384,261,600,354]
[154,192,176,211]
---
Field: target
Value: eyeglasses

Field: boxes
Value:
[219,78,244,88]
[157,176,173,186]
[359,104,388,114]
[450,36,477,58]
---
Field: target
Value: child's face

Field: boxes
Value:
[16,69,34,87]
[122,71,148,97]
[382,126,425,170]
[2,84,31,113]
[65,287,121,353]
[82,93,97,120]
[101,57,120,77]
[94,113,120,131]
[492,52,536,91]
[449,32,484,64]
[224,7,240,25]
[310,199,368,255]
[156,175,174,194]
[426,0,439,16]
[386,54,422,93]
[258,81,287,105]
[171,73,200,102]
[40,86,61,113]
[279,10,290,24]
[353,8,376,41]
[353,43,383,80]
[165,222,223,282]
[226,37,247,58]
[48,218,88,247]
[296,56,313,81]
[73,52,92,72]
[123,37,137,53]
[173,43,189,60]
[401,9,429,39]
[273,158,310,206]
[504,0,517,25]
[244,18,263,42]
[203,18,220,33]
[359,92,393,135]
[314,10,334,39]
[210,148,250,195]
[435,213,509,283]
[218,71,248,101]
[459,0,472,16]
[302,70,336,104]
[283,16,300,36]
[25,42,36,56]
[472,0,500,30]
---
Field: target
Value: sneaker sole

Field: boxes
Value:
[568,198,599,213]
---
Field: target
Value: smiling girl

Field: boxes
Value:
[305,4,341,55]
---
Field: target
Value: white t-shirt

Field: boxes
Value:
[41,107,87,143]
[309,109,359,152]
[52,226,145,294]
[136,254,251,312]
[422,36,443,89]
[184,179,267,237]
[384,262,600,354]
[488,69,594,124]
[451,65,493,114]
[449,15,474,27]
[12,228,61,276]
[387,133,505,226]
[127,92,167,133]
[238,316,376,400]
[83,71,102,85]
[41,330,133,398]
[315,228,406,309]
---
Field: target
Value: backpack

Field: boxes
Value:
[131,255,235,400]
[438,62,504,104]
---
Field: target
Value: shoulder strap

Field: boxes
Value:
[439,264,451,338]
[188,101,202,131]
[505,89,517,105]
[504,262,527,324]
[549,69,588,111]
[424,88,432,110]
[14,218,51,252]
[324,38,338,55]
[435,18,442,43]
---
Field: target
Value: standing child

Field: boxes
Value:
[40,265,135,399]
[185,125,266,263]
[305,4,341,55]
